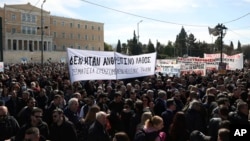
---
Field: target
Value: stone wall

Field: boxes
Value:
[3,51,67,64]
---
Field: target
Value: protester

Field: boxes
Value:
[15,107,49,141]
[168,111,189,141]
[217,128,230,141]
[113,132,130,141]
[78,105,100,141]
[0,105,20,141]
[87,111,111,141]
[1,62,250,141]
[64,97,81,129]
[49,108,78,141]
[134,115,165,141]
[23,127,43,141]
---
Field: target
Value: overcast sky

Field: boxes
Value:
[1,0,250,47]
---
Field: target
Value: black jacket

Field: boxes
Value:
[0,116,20,141]
[87,120,110,141]
[15,121,49,141]
[49,118,77,141]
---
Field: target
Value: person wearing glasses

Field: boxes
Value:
[49,108,77,141]
[15,107,49,141]
[0,106,20,141]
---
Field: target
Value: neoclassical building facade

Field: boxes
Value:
[0,3,104,63]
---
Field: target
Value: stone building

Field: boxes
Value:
[0,2,104,63]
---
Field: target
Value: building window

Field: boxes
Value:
[54,32,57,37]
[53,45,56,50]
[22,26,26,34]
[62,21,65,26]
[70,33,73,39]
[92,35,94,41]
[27,14,31,22]
[85,45,88,49]
[85,25,87,29]
[71,45,73,48]
[53,20,56,25]
[62,32,65,38]
[32,27,36,34]
[98,26,101,31]
[78,46,81,49]
[78,24,80,28]
[70,23,73,28]
[85,35,88,40]
[78,34,81,39]
[12,28,16,34]
[11,14,16,21]
[92,47,94,50]
[22,13,26,21]
[63,45,65,50]
[31,15,36,23]
[27,27,31,34]
[92,26,94,30]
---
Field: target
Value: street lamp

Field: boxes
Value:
[209,23,227,63]
[137,20,143,44]
[208,23,227,73]
[215,23,227,63]
[186,30,190,56]
[41,0,46,67]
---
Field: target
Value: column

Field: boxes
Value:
[5,38,8,50]
[46,41,50,51]
[22,40,24,51]
[32,40,34,51]
[11,39,13,50]
[16,39,19,50]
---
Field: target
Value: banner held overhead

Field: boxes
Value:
[67,48,156,83]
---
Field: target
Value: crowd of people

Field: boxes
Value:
[0,62,250,141]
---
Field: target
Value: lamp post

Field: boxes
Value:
[137,20,143,44]
[186,30,190,56]
[215,23,227,63]
[41,0,46,67]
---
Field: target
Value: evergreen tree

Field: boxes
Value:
[128,30,141,55]
[147,39,155,53]
[227,41,234,55]
[164,41,174,58]
[116,40,122,53]
[237,40,242,52]
[175,27,187,57]
[215,37,223,53]
[104,42,113,51]
[186,33,196,56]
[121,43,128,54]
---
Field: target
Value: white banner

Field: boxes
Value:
[204,53,243,70]
[155,59,180,77]
[67,48,156,82]
[180,63,206,76]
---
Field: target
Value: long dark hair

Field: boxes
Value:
[169,111,188,141]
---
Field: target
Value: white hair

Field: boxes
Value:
[96,111,107,120]
[68,98,78,107]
